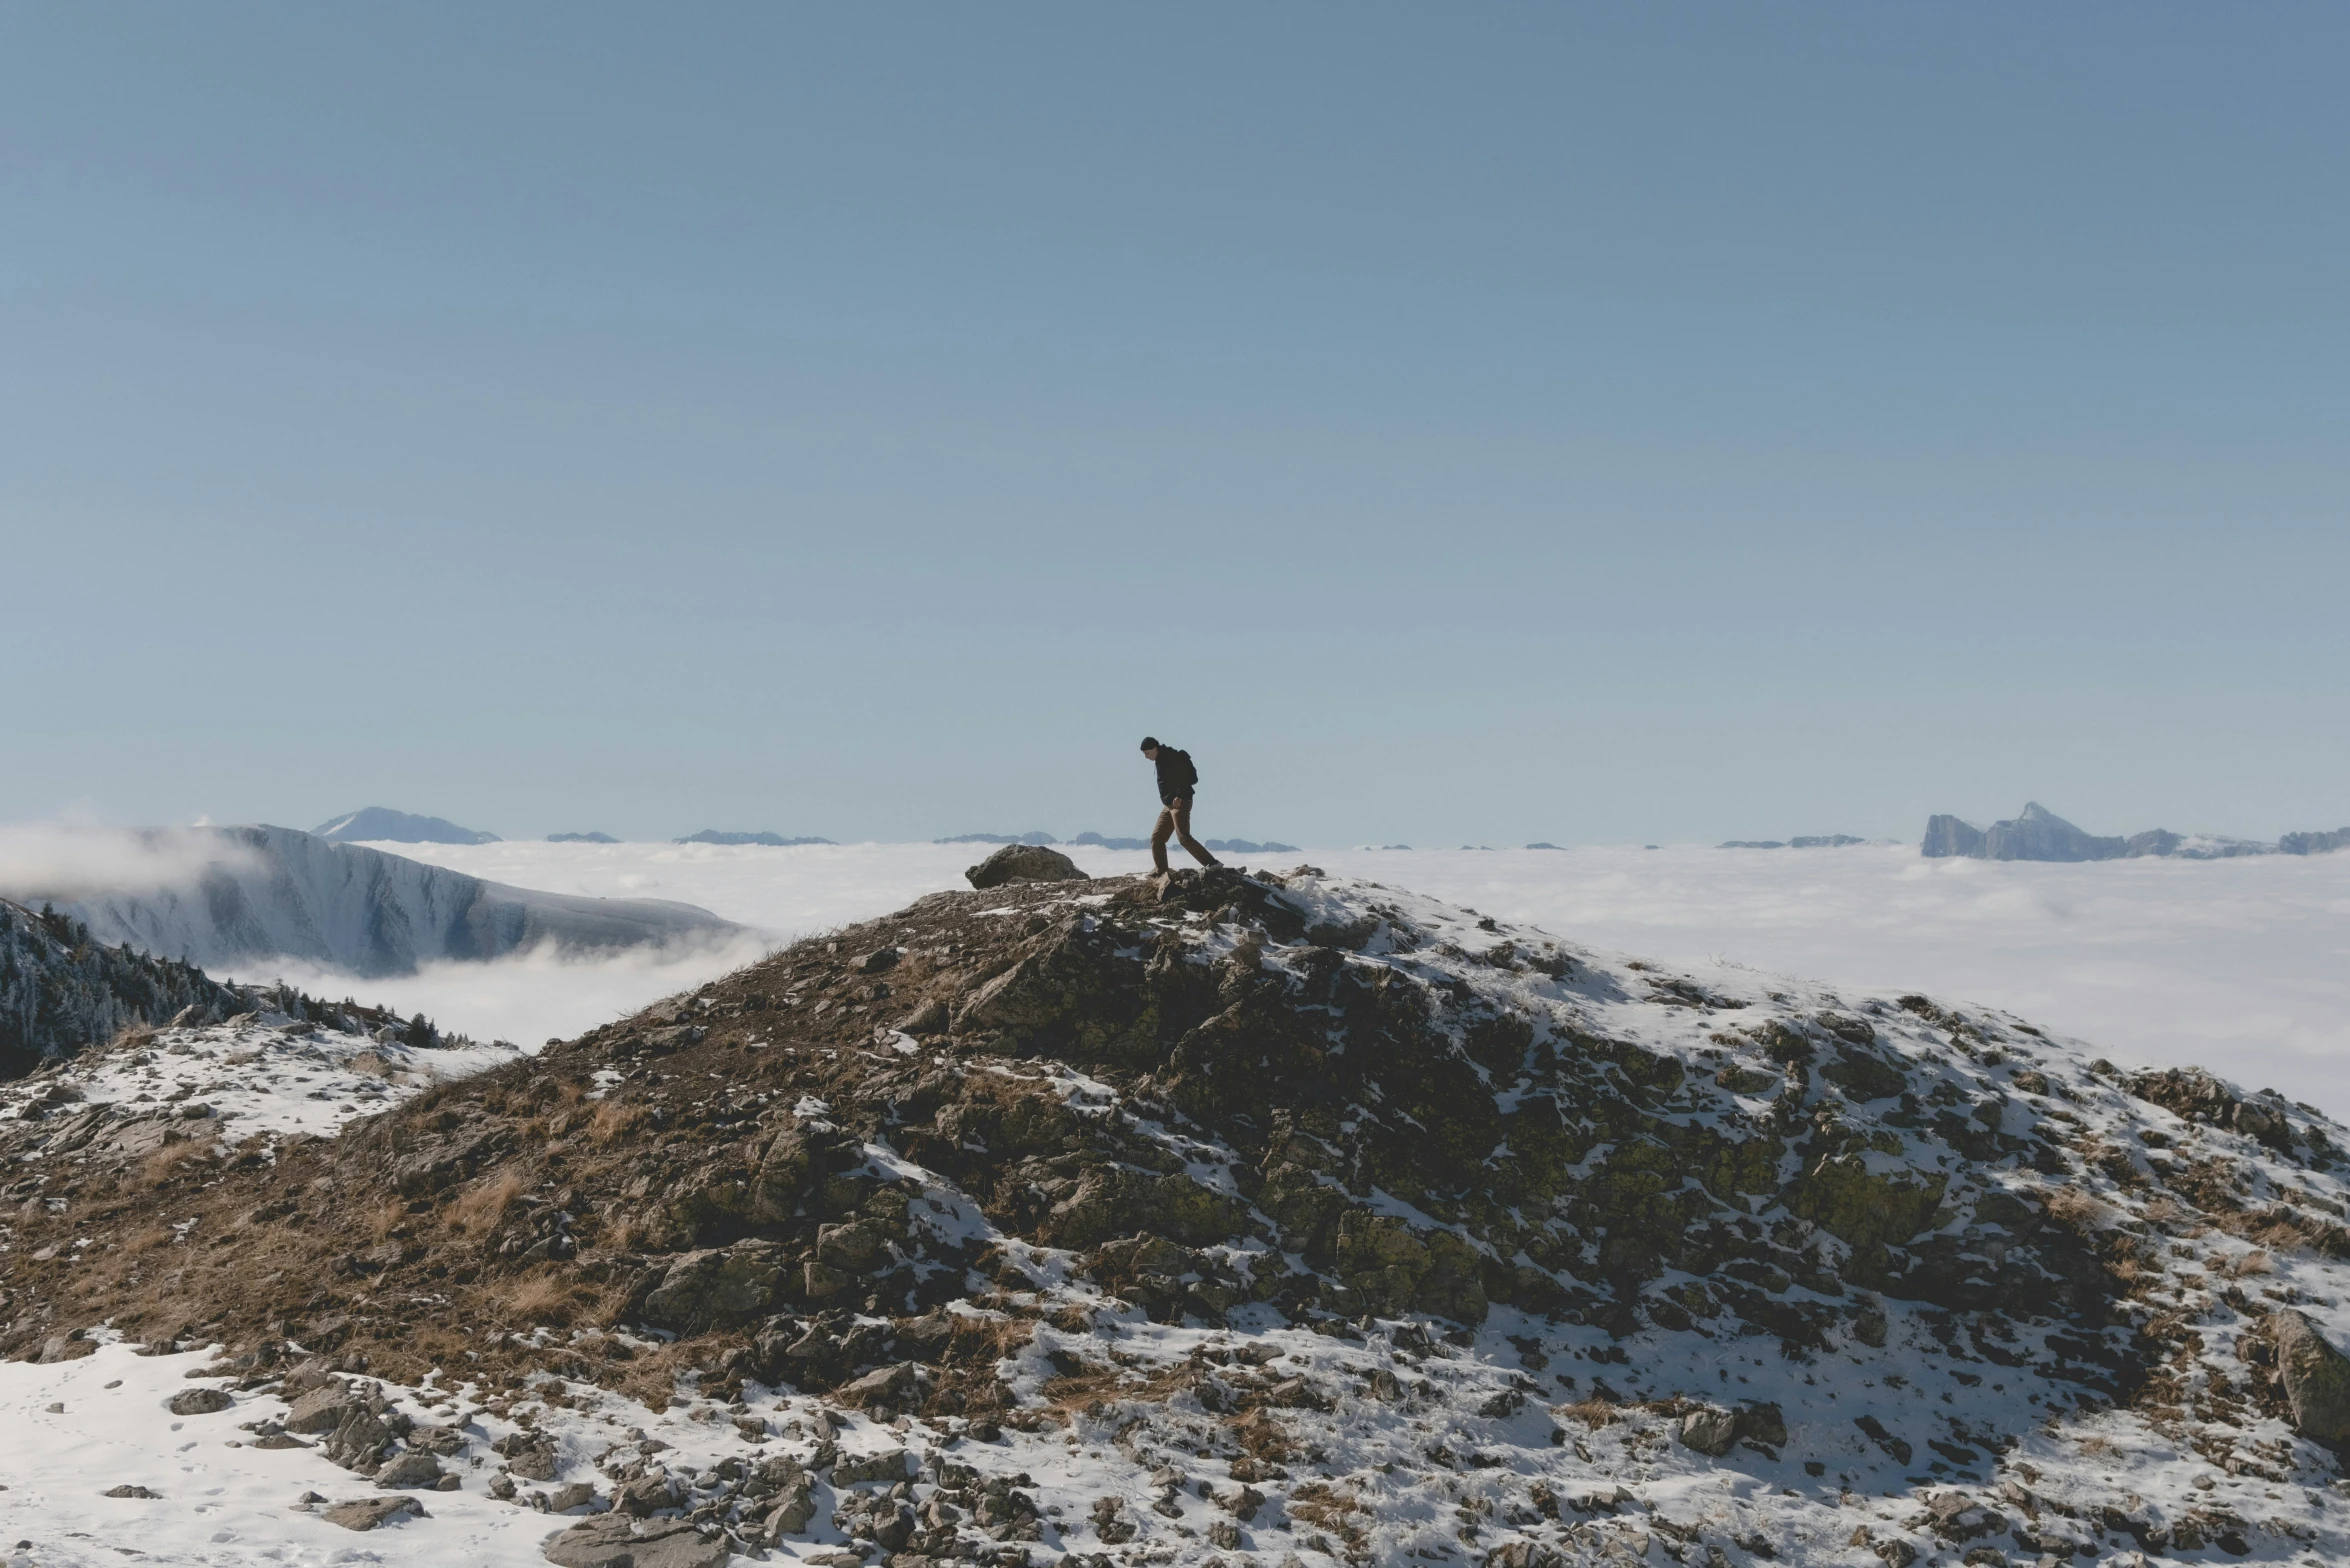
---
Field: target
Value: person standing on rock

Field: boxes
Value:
[1141,737,1221,877]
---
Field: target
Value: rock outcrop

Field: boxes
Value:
[963,844,1086,889]
[1920,814,1988,858]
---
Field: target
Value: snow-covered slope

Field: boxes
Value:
[0,1008,520,1158]
[8,869,2350,1566]
[5,826,741,977]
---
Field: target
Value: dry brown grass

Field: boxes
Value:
[500,1272,577,1324]
[611,1339,696,1411]
[127,1140,205,1192]
[2205,1205,2350,1260]
[589,1101,647,1144]
[2045,1185,2116,1232]
[451,1169,528,1235]
[1289,1482,1370,1559]
[1554,1397,1623,1429]
[126,1224,176,1255]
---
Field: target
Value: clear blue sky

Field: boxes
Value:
[4,5,2345,846]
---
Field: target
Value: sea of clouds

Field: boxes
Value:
[8,824,2347,1115]
[0,818,261,900]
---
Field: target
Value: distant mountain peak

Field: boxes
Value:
[312,807,499,845]
[673,830,836,847]
[1923,803,2344,861]
[934,832,1059,846]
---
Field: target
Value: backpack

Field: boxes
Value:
[1166,747,1200,793]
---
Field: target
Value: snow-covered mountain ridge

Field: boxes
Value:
[5,825,742,977]
[4,868,2349,1567]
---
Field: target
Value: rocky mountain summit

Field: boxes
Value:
[7,869,2350,1565]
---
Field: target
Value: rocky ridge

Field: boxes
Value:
[6,869,2350,1565]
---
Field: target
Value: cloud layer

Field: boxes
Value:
[29,830,2350,1116]
[0,821,260,902]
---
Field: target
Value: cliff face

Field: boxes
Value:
[5,825,740,977]
[1919,814,1986,858]
[11,867,2350,1564]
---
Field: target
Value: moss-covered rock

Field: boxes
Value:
[1333,1211,1488,1323]
[1822,1047,1909,1102]
[1041,1165,1245,1251]
[1788,1154,1946,1253]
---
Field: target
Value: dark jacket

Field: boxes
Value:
[1154,747,1200,805]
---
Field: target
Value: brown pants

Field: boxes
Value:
[1152,796,1215,873]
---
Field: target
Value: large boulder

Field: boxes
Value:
[832,1446,913,1485]
[322,1495,425,1531]
[166,1387,234,1416]
[2271,1309,2350,1444]
[374,1450,445,1488]
[640,1243,787,1333]
[540,1513,733,1568]
[1678,1405,1738,1456]
[285,1382,364,1434]
[965,844,1086,890]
